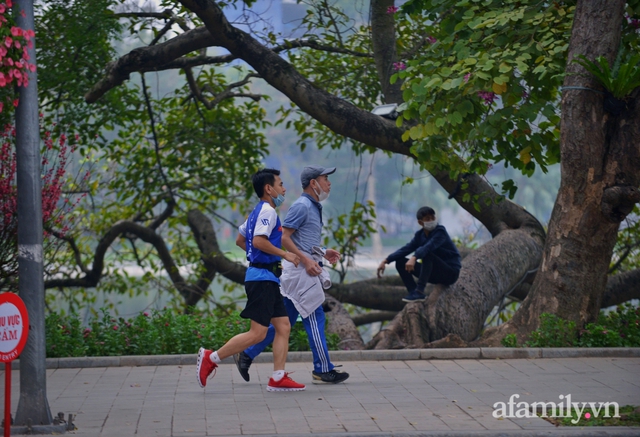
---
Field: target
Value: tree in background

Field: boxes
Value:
[34,0,640,348]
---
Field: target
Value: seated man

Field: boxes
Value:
[377,206,461,302]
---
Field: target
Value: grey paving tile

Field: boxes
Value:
[3,355,639,436]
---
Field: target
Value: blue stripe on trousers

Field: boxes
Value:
[244,296,334,374]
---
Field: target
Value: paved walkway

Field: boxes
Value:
[2,351,640,436]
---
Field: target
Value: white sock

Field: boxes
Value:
[272,370,285,381]
[209,351,221,364]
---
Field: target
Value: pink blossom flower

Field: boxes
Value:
[387,6,399,14]
[464,73,471,83]
[10,27,20,37]
[0,5,5,14]
[393,61,406,71]
[427,35,437,44]
[4,37,11,48]
[12,98,18,107]
[477,91,497,105]
[6,0,12,8]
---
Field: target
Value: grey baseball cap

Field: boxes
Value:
[301,165,336,187]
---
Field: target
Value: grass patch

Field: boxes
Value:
[540,405,640,427]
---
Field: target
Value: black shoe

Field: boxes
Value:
[312,369,349,384]
[233,351,252,382]
[402,291,427,303]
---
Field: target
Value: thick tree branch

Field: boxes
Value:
[46,227,90,274]
[45,221,189,295]
[602,268,640,307]
[172,0,543,238]
[85,26,215,103]
[601,185,640,222]
[352,310,397,326]
[187,209,246,285]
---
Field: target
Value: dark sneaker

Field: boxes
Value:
[402,291,427,303]
[312,369,350,384]
[233,351,252,382]
[267,373,306,392]
[196,347,218,388]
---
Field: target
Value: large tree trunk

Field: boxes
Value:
[480,0,640,345]
[367,229,543,348]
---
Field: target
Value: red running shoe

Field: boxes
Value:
[196,347,217,388]
[267,372,306,392]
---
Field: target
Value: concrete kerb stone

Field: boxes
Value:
[540,347,640,358]
[3,348,640,369]
[481,347,542,359]
[421,348,481,360]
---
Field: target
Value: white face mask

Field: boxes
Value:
[312,181,330,202]
[422,220,437,231]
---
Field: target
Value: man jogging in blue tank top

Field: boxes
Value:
[234,165,350,385]
[197,168,306,392]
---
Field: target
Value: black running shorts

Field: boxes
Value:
[240,280,288,327]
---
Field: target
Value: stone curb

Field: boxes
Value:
[3,347,639,370]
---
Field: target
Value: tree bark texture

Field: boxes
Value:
[367,229,543,348]
[480,0,640,345]
[370,0,403,104]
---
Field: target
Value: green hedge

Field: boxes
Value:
[45,308,340,358]
[502,303,640,348]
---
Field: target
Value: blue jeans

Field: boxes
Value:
[244,296,334,374]
[395,252,460,293]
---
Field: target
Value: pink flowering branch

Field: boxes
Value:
[0,122,90,290]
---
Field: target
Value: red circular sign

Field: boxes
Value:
[0,292,29,362]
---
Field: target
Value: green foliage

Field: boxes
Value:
[277,1,384,155]
[45,307,339,357]
[573,54,640,99]
[578,304,640,347]
[525,313,577,347]
[610,205,640,274]
[324,200,381,283]
[34,1,272,309]
[395,0,573,184]
[34,0,137,143]
[500,333,518,348]
[522,304,640,348]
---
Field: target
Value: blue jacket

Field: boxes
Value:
[386,225,461,270]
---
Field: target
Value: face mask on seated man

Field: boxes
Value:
[376,206,462,303]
